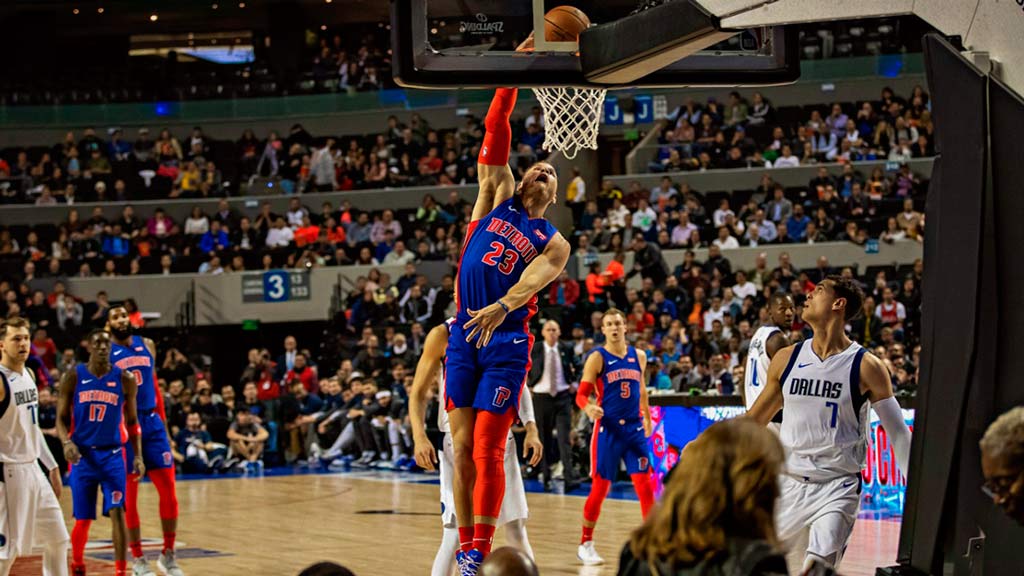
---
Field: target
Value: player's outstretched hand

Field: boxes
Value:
[413,436,438,471]
[464,303,508,349]
[133,456,146,478]
[583,404,604,421]
[63,442,81,465]
[48,467,63,499]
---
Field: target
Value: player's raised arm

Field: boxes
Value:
[747,344,794,426]
[465,234,571,348]
[473,88,519,222]
[57,368,80,464]
[860,351,912,473]
[637,353,652,437]
[123,370,145,477]
[576,351,605,421]
[410,323,449,471]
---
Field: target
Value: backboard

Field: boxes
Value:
[390,0,798,89]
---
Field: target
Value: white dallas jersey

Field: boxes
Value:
[0,365,44,464]
[744,325,780,410]
[779,340,869,481]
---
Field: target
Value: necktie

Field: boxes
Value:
[546,347,558,395]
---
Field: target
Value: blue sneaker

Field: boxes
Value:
[456,549,483,576]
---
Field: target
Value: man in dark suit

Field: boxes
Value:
[528,319,580,491]
[275,335,299,381]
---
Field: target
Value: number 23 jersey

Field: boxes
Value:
[779,340,869,481]
[456,196,558,332]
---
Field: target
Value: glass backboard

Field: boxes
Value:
[391,0,798,89]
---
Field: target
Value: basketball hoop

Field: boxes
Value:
[532,86,607,160]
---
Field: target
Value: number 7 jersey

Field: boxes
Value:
[778,340,869,481]
[456,196,558,332]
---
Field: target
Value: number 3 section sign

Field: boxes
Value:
[242,270,311,303]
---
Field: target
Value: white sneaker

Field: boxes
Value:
[577,541,604,566]
[157,549,185,576]
[133,557,156,576]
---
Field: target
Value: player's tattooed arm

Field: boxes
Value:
[638,353,652,437]
[410,324,448,471]
[747,344,794,426]
[57,368,80,464]
[123,370,146,477]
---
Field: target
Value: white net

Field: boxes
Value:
[532,86,607,160]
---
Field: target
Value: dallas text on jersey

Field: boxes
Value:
[788,377,845,400]
[14,386,38,406]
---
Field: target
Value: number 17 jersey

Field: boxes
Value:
[456,196,558,332]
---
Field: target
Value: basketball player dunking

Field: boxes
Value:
[58,329,144,576]
[744,293,794,431]
[747,276,912,572]
[575,309,655,566]
[410,319,543,576]
[108,306,184,576]
[445,84,570,574]
[0,317,69,576]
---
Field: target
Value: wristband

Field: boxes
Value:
[128,423,142,437]
[497,299,510,314]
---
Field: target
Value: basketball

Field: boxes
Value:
[544,5,590,42]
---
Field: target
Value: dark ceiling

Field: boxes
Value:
[0,0,391,35]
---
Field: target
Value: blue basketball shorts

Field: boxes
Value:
[123,410,174,471]
[70,446,127,520]
[590,418,651,481]
[445,323,534,415]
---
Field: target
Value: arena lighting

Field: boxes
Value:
[238,2,246,7]
[320,25,327,30]
[97,7,104,14]
[149,14,158,22]
[72,8,79,14]
[211,3,219,8]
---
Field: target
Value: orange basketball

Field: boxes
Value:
[544,5,590,42]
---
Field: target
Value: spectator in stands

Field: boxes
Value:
[773,144,799,168]
[620,418,786,576]
[266,217,295,248]
[980,406,1024,526]
[228,408,269,469]
[629,235,669,287]
[764,186,793,223]
[898,198,924,240]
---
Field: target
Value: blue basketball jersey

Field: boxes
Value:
[596,346,644,422]
[71,364,124,448]
[112,335,156,411]
[456,196,559,332]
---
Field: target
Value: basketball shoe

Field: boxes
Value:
[455,549,484,576]
[577,541,604,565]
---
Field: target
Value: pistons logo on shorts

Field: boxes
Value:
[492,386,511,408]
[163,452,173,466]
[111,491,124,505]
[638,457,649,471]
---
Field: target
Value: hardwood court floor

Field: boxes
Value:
[12,470,899,575]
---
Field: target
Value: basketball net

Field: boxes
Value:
[532,86,607,160]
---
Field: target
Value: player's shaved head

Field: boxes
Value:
[479,547,539,576]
